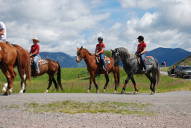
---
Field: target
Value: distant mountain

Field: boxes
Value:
[146,47,191,66]
[39,47,191,68]
[40,52,85,68]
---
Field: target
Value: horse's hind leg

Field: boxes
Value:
[88,75,92,93]
[46,75,53,93]
[145,73,154,94]
[130,76,139,93]
[18,69,27,93]
[151,72,157,94]
[103,74,109,92]
[113,72,119,93]
[52,76,58,91]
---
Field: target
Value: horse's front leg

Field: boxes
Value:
[92,73,99,93]
[2,68,14,95]
[87,75,92,93]
[130,76,139,94]
[121,74,132,94]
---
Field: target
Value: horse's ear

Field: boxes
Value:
[81,46,83,49]
[77,48,79,51]
[111,49,113,52]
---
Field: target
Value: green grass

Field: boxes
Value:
[0,67,191,93]
[25,101,152,115]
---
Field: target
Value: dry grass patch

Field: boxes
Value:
[25,101,153,115]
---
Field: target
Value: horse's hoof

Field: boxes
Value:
[19,90,24,94]
[121,90,125,94]
[133,91,138,95]
[150,92,155,95]
[44,90,49,93]
[113,90,117,94]
[2,83,8,93]
[3,91,10,96]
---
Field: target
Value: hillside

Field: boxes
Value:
[176,55,191,66]
[146,47,191,66]
[40,52,85,68]
[38,47,191,68]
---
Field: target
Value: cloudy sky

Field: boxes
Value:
[0,0,191,55]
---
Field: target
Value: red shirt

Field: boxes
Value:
[137,42,146,54]
[30,43,40,55]
[96,43,105,54]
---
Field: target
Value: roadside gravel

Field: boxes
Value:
[0,91,191,128]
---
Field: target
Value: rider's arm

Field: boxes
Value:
[140,47,146,55]
[96,48,104,55]
[30,45,39,56]
[0,29,5,35]
[30,50,38,56]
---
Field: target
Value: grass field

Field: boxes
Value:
[0,68,191,93]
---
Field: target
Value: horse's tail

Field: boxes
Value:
[15,45,31,80]
[117,66,120,84]
[25,51,31,80]
[57,62,63,90]
[155,59,160,85]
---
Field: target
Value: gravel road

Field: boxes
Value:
[0,91,191,128]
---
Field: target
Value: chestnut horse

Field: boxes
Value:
[76,47,120,93]
[0,42,31,95]
[31,58,63,93]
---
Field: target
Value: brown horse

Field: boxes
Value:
[31,58,63,93]
[76,47,120,93]
[0,42,31,95]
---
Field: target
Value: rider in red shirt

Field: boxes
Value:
[135,35,147,71]
[95,37,107,72]
[30,38,40,73]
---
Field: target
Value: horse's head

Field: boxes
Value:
[76,46,86,63]
[111,48,120,65]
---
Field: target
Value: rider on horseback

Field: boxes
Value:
[30,37,40,74]
[0,21,6,41]
[135,35,147,72]
[95,37,107,72]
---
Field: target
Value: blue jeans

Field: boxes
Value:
[99,54,105,67]
[33,55,40,72]
[140,54,146,70]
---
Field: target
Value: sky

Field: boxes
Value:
[0,0,191,55]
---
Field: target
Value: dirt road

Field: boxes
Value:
[0,91,191,128]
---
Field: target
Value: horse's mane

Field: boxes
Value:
[81,48,94,56]
[116,47,130,58]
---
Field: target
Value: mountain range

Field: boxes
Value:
[40,47,191,68]
[145,47,191,66]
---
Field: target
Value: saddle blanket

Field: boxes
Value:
[144,56,154,65]
[38,59,48,65]
[96,56,111,64]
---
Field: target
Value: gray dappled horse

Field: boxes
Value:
[111,47,160,94]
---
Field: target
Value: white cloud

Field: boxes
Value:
[0,0,110,55]
[0,0,191,56]
[119,0,158,9]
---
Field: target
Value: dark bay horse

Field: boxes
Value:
[31,58,63,93]
[76,47,120,93]
[0,42,31,95]
[111,47,160,94]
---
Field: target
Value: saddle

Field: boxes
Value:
[31,57,48,66]
[96,56,111,65]
[136,56,154,73]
